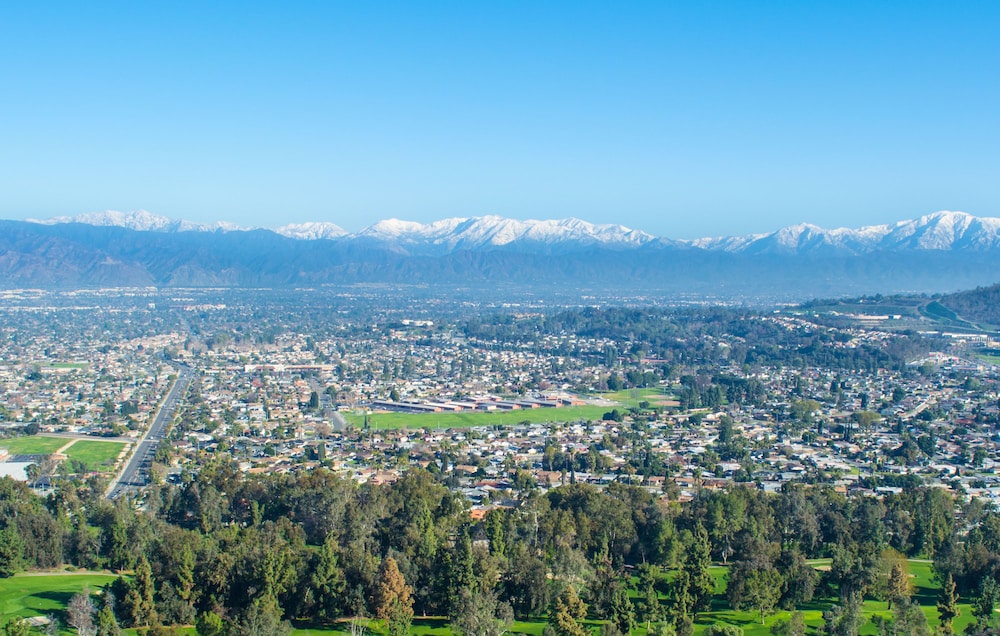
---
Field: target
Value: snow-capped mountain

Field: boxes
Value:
[688,211,1000,254]
[352,215,657,254]
[23,209,1000,255]
[7,210,1000,296]
[275,222,348,240]
[27,210,250,233]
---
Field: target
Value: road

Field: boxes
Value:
[106,363,193,500]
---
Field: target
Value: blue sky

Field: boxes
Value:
[1,1,997,238]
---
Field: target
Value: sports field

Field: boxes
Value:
[63,440,126,471]
[343,405,612,430]
[0,436,66,456]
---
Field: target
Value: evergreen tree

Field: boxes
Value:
[547,587,589,636]
[376,556,414,636]
[0,528,25,578]
[310,532,346,621]
[609,584,635,635]
[970,576,1000,633]
[108,517,132,572]
[124,555,157,628]
[885,560,910,610]
[890,599,930,636]
[235,594,291,636]
[937,572,959,635]
[1,617,29,636]
[684,524,715,616]
[449,587,512,636]
[769,611,806,636]
[95,605,121,636]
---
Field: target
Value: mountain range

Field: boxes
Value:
[6,210,1000,299]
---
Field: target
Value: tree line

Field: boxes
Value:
[2,462,1000,635]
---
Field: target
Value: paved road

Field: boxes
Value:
[106,364,193,500]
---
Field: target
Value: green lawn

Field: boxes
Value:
[0,435,67,456]
[0,572,118,634]
[602,387,675,403]
[343,405,613,430]
[64,440,126,471]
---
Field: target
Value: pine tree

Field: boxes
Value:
[609,585,635,635]
[108,518,132,573]
[95,605,121,636]
[684,523,715,616]
[1,617,29,636]
[124,555,157,628]
[548,587,589,636]
[310,533,346,621]
[937,573,959,636]
[973,577,1000,630]
[375,556,413,636]
[885,561,910,610]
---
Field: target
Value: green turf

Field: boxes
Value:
[0,572,117,634]
[601,387,674,403]
[343,405,613,430]
[64,440,126,471]
[0,436,67,456]
[46,363,88,370]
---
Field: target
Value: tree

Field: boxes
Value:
[821,591,863,636]
[123,554,157,628]
[107,516,133,572]
[637,563,662,629]
[684,524,715,616]
[310,533,346,621]
[0,527,25,577]
[888,599,930,636]
[449,587,512,636]
[195,611,225,636]
[67,587,96,636]
[95,605,121,636]
[770,611,806,636]
[885,560,911,610]
[704,627,744,636]
[609,584,635,635]
[938,572,960,635]
[42,614,59,636]
[730,567,782,624]
[234,594,292,636]
[375,556,414,636]
[503,545,549,619]
[971,576,1000,632]
[1,617,29,636]
[547,587,589,636]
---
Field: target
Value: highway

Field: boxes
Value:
[106,363,193,500]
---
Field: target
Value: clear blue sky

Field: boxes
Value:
[1,1,998,238]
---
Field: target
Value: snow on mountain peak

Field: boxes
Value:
[21,209,1000,255]
[276,222,348,240]
[353,215,656,253]
[27,210,252,233]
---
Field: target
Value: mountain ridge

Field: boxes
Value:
[25,209,1000,255]
[6,210,1000,298]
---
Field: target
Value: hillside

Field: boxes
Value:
[938,283,1000,327]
